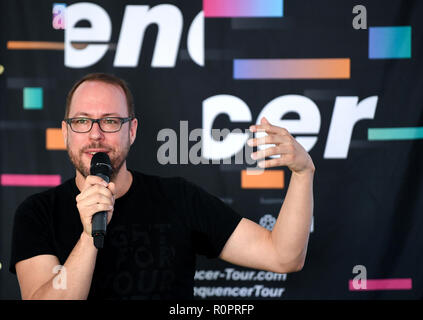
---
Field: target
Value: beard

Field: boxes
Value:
[67,141,131,182]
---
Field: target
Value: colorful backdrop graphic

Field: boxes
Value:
[233,58,351,79]
[1,0,423,300]
[369,26,412,59]
[203,0,283,18]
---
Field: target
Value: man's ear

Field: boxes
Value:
[61,120,68,146]
[129,118,138,145]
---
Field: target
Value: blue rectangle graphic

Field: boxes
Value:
[369,26,411,59]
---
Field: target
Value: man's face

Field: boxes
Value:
[62,80,137,180]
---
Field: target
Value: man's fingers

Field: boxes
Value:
[251,143,297,160]
[83,175,109,189]
[78,193,114,208]
[260,117,270,125]
[249,123,290,136]
[257,158,285,169]
[86,203,114,216]
[77,201,114,220]
[247,134,288,147]
[76,183,114,202]
[251,146,280,160]
[91,203,114,212]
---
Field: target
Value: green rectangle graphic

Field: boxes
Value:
[368,127,423,140]
[23,87,43,109]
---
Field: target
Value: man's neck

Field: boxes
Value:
[75,165,133,199]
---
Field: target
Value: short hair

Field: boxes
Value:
[65,73,135,119]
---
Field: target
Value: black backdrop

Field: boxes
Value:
[1,0,422,300]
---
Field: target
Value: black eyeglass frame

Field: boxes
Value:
[64,117,134,133]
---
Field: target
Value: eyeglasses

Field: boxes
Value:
[64,117,134,133]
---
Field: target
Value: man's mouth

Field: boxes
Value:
[84,149,111,157]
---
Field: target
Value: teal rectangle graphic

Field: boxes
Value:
[369,26,411,59]
[23,87,43,109]
[368,127,423,140]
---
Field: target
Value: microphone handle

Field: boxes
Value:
[92,211,107,249]
[91,173,110,249]
[92,211,108,236]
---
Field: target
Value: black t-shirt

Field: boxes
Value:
[9,170,242,299]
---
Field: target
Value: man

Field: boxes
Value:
[10,73,315,300]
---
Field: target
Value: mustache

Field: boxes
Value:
[81,144,112,153]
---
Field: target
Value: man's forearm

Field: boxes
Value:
[31,233,98,300]
[271,169,314,268]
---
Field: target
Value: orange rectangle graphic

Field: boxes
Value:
[234,58,351,79]
[46,128,66,150]
[7,41,64,50]
[241,170,284,189]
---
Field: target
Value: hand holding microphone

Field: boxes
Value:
[75,152,115,249]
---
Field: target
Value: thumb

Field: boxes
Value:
[261,117,270,125]
[108,182,116,196]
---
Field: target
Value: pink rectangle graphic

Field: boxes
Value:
[1,174,61,187]
[204,0,283,17]
[349,278,412,291]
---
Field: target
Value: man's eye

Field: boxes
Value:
[104,118,118,124]
[75,119,88,124]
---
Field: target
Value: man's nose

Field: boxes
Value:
[89,121,104,140]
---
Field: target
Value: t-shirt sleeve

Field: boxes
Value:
[180,178,242,259]
[9,195,56,274]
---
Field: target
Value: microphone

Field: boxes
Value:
[90,152,112,249]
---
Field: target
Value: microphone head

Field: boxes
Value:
[90,152,112,179]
